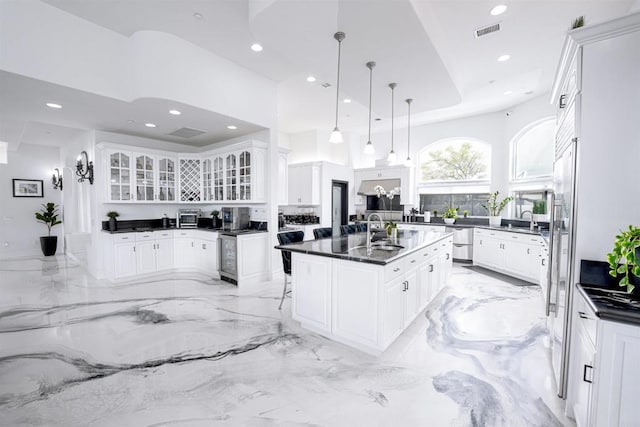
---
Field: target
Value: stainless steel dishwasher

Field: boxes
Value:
[445,226,474,261]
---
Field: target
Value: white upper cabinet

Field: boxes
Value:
[288,163,320,205]
[102,140,266,204]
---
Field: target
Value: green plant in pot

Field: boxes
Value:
[385,221,398,237]
[106,211,119,232]
[607,225,640,294]
[463,210,469,219]
[532,199,547,222]
[442,207,458,225]
[482,191,513,227]
[211,210,221,229]
[35,202,62,256]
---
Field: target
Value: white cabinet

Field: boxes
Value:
[135,239,157,275]
[211,155,225,201]
[473,228,546,284]
[157,156,177,202]
[106,231,175,279]
[113,237,136,278]
[288,164,320,205]
[106,150,133,202]
[221,145,267,203]
[173,230,219,274]
[569,290,640,427]
[133,153,156,202]
[277,149,289,206]
[291,236,453,354]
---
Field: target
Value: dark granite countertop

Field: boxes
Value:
[391,221,548,237]
[577,284,640,327]
[275,229,452,266]
[219,229,268,236]
[102,226,222,234]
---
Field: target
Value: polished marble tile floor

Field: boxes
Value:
[0,255,575,426]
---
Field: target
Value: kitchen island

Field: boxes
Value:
[276,229,453,354]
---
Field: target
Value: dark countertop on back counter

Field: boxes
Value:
[102,227,267,235]
[577,284,640,327]
[275,229,452,266]
[389,221,549,237]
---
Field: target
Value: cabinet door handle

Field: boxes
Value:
[583,364,593,383]
[512,236,518,239]
[480,239,482,245]
[429,265,434,272]
[541,259,546,266]
[578,311,588,319]
[410,259,416,264]
[122,237,129,240]
[191,242,194,247]
[446,253,450,260]
[527,248,530,255]
[559,94,567,109]
[133,246,136,252]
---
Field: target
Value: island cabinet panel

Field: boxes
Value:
[292,254,332,333]
[383,275,408,346]
[331,261,380,348]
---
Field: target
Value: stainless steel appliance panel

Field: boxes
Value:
[219,234,238,282]
[221,207,250,231]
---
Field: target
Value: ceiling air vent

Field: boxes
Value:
[474,23,501,38]
[168,127,206,138]
[321,82,331,88]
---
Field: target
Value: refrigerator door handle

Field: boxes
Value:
[546,192,557,316]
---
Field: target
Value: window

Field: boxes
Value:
[419,139,491,183]
[420,193,490,216]
[512,119,554,181]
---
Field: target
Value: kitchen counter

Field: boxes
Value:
[275,229,451,265]
[577,284,640,326]
[391,220,549,237]
[101,226,221,234]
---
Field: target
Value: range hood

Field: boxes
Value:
[357,179,401,196]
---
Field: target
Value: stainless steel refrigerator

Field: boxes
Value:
[546,134,578,399]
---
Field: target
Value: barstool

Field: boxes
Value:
[276,230,305,310]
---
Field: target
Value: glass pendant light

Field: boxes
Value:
[405,98,413,166]
[363,61,376,154]
[387,83,397,164]
[329,32,346,144]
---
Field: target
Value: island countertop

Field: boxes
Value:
[275,229,452,266]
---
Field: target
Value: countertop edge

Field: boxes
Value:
[577,284,640,327]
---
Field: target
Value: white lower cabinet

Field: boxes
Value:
[113,239,136,278]
[173,230,219,274]
[292,236,453,354]
[569,290,640,427]
[473,228,546,284]
[173,231,196,269]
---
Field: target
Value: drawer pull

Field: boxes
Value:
[446,253,450,260]
[583,364,593,384]
[578,311,588,319]
[122,237,129,240]
[393,267,400,272]
[527,248,530,255]
[410,260,416,264]
[512,236,518,239]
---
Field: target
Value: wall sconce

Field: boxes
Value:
[76,151,94,184]
[52,168,63,190]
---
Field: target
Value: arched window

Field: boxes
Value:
[417,138,492,216]
[510,118,555,218]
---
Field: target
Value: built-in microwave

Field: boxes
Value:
[177,209,200,228]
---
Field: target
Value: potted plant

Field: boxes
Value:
[463,210,469,219]
[35,202,62,256]
[482,191,513,227]
[211,210,221,228]
[106,211,119,231]
[442,207,458,225]
[607,225,640,294]
[385,221,398,239]
[433,210,438,218]
[532,200,547,223]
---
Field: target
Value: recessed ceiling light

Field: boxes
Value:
[490,5,507,16]
[343,98,351,103]
[497,54,511,62]
[127,119,135,124]
[525,90,534,95]
[227,125,237,130]
[193,12,203,19]
[169,109,181,115]
[504,90,513,95]
[46,102,62,109]
[251,43,263,52]
[145,123,156,128]
[306,75,316,82]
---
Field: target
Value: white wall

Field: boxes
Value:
[0,144,63,259]
[288,130,352,166]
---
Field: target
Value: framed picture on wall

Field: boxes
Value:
[12,179,44,198]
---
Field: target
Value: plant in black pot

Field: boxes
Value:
[35,202,62,256]
[607,225,640,295]
[211,210,221,229]
[106,211,119,231]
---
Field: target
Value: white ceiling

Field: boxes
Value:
[1,0,635,148]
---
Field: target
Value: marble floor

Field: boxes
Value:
[0,255,575,426]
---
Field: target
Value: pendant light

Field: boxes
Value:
[329,32,346,144]
[387,83,397,164]
[405,98,413,166]
[363,61,376,154]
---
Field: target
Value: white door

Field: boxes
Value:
[155,239,174,271]
[136,241,156,274]
[174,238,196,268]
[332,185,342,237]
[196,239,218,275]
[504,240,530,278]
[382,276,406,346]
[114,242,136,278]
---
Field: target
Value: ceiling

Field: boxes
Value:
[1,0,635,149]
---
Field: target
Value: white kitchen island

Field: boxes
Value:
[276,230,453,355]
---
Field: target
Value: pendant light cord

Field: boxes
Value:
[368,65,373,142]
[334,38,342,129]
[391,85,395,151]
[407,99,412,157]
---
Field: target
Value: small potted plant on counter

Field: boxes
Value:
[106,211,119,231]
[211,210,221,228]
[532,200,547,223]
[443,207,458,225]
[35,202,62,256]
[433,210,438,218]
[607,225,640,295]
[463,210,469,219]
[385,221,398,239]
[482,191,513,227]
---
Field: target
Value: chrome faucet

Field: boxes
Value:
[366,213,384,248]
[521,210,537,231]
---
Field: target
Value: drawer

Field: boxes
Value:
[406,250,423,269]
[195,230,219,241]
[446,227,473,244]
[384,259,406,282]
[174,230,195,238]
[136,232,155,242]
[155,230,174,240]
[452,244,472,260]
[113,234,135,243]
[575,293,597,346]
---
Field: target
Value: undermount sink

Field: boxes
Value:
[348,243,404,253]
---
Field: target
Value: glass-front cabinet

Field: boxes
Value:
[157,156,176,202]
[202,158,212,201]
[134,154,155,202]
[225,153,237,201]
[212,156,224,201]
[238,150,251,201]
[108,151,132,202]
